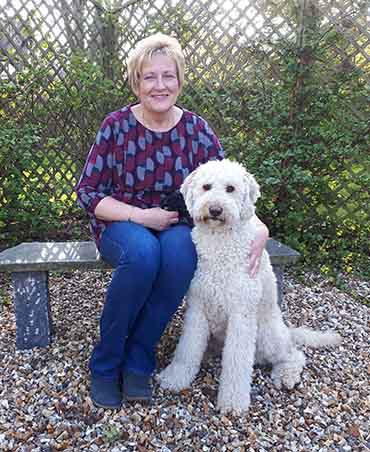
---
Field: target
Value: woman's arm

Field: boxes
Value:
[248,215,269,278]
[76,116,179,231]
[95,196,179,231]
[94,196,136,222]
[75,116,115,217]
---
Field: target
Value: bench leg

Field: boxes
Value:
[272,264,284,307]
[12,271,53,349]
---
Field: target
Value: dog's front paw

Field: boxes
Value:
[272,368,302,390]
[157,363,196,392]
[271,350,305,390]
[216,389,251,414]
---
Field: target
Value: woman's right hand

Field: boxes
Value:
[137,207,179,231]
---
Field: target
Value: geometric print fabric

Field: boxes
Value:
[76,104,224,247]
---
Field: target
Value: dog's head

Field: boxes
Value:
[181,159,260,228]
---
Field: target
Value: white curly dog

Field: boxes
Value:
[158,159,341,414]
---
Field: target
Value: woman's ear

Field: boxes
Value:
[132,72,140,97]
[132,85,139,97]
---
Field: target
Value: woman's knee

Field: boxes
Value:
[101,222,161,277]
[130,235,161,277]
[160,225,197,281]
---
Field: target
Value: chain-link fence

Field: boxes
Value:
[1,0,369,270]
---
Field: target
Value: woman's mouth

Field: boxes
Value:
[151,94,169,99]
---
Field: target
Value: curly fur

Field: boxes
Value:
[157,159,341,414]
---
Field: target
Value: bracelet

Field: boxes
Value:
[127,205,135,223]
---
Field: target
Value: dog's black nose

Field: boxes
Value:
[209,206,223,217]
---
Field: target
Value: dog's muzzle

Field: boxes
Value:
[209,206,223,218]
[201,205,226,224]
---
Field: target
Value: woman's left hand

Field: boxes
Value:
[248,224,269,278]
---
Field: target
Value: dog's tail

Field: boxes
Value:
[290,327,341,348]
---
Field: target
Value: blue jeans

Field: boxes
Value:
[89,221,197,378]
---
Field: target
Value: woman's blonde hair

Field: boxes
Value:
[127,33,185,93]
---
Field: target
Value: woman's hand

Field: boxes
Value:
[248,223,269,278]
[136,207,179,231]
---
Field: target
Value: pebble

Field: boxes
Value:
[0,270,369,451]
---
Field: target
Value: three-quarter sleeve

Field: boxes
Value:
[205,120,224,161]
[194,117,224,168]
[75,116,115,216]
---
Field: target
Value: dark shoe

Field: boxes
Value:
[90,375,122,409]
[122,371,152,403]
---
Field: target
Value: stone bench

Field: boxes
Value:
[0,240,300,350]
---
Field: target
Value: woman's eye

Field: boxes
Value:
[203,184,212,191]
[143,74,155,80]
[226,185,235,193]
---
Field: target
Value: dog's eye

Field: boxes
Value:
[226,185,235,193]
[203,184,212,191]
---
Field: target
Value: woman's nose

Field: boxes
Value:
[154,76,166,89]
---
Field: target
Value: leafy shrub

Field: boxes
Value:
[0,53,130,242]
[1,37,369,276]
[213,43,370,275]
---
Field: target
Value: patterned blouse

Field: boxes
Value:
[75,105,224,248]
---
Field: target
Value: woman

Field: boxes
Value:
[76,33,269,409]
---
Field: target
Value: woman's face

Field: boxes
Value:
[136,53,181,115]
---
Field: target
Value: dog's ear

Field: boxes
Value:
[240,170,261,220]
[245,172,261,204]
[180,168,199,213]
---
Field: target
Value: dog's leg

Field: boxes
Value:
[256,273,305,389]
[157,303,210,391]
[217,313,257,414]
[256,311,306,389]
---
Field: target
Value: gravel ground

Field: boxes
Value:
[0,269,369,452]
